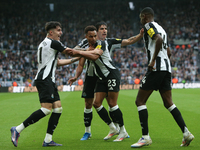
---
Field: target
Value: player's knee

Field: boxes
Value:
[135,101,144,106]
[107,101,117,108]
[41,107,51,115]
[85,98,93,108]
[85,104,92,109]
[135,99,139,106]
[164,103,173,109]
[85,102,93,108]
[53,107,63,113]
[93,102,100,108]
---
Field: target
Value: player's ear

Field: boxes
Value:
[140,13,145,18]
[49,29,53,35]
[143,14,147,19]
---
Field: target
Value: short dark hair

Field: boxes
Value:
[141,7,154,16]
[84,25,97,34]
[95,21,107,31]
[45,21,61,32]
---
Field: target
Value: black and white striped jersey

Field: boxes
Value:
[93,38,122,80]
[106,38,122,56]
[78,38,122,79]
[78,38,94,76]
[143,21,171,73]
[35,37,66,82]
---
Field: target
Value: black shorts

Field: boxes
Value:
[95,69,120,93]
[82,75,98,98]
[35,78,60,103]
[140,71,172,91]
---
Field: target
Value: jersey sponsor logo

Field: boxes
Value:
[147,28,155,38]
[96,45,102,49]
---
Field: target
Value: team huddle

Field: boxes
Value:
[10,7,194,148]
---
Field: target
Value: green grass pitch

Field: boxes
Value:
[1,88,199,150]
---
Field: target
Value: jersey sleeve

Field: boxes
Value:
[108,38,122,47]
[50,40,66,52]
[144,22,159,39]
[96,40,106,52]
[78,38,88,48]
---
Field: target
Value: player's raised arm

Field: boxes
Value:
[121,28,144,47]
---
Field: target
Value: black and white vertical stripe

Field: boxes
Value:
[143,21,171,73]
[92,39,122,79]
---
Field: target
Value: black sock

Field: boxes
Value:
[170,107,186,133]
[138,108,148,135]
[109,108,124,127]
[23,109,46,127]
[47,112,61,135]
[84,112,93,127]
[97,107,112,125]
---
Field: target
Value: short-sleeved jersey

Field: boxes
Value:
[143,21,171,73]
[78,38,122,79]
[106,38,122,56]
[93,38,122,80]
[35,37,66,82]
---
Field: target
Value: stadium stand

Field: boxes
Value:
[0,0,199,87]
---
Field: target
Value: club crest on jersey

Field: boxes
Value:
[82,92,87,97]
[96,45,102,49]
[147,28,155,38]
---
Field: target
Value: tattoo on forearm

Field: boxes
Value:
[129,36,136,42]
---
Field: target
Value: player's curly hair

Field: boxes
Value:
[84,25,97,34]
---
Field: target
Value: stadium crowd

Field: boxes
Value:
[0,0,199,87]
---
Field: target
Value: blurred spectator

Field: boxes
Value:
[0,0,199,86]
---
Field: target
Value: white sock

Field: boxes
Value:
[109,105,119,112]
[96,105,103,112]
[44,133,52,143]
[84,108,92,113]
[108,122,116,130]
[142,134,150,139]
[16,123,25,133]
[119,125,126,133]
[114,123,120,131]
[85,126,91,133]
[167,104,176,112]
[183,127,190,136]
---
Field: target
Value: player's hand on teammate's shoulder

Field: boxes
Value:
[93,48,103,56]
[140,28,144,37]
[65,47,77,56]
